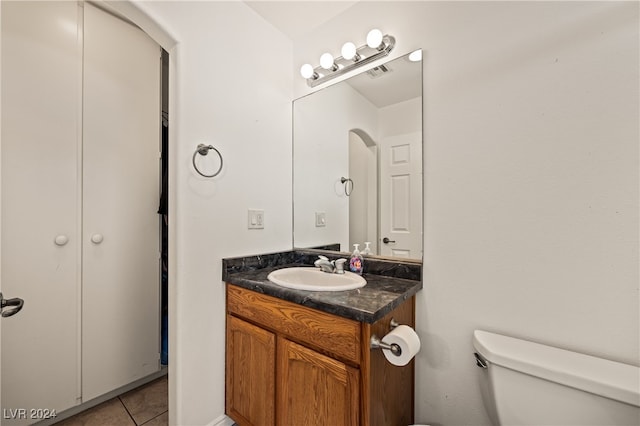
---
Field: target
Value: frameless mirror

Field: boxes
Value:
[293,51,423,261]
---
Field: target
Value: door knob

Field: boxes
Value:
[91,234,104,244]
[382,237,396,244]
[0,292,24,318]
[54,235,69,246]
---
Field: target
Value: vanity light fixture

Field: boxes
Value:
[300,28,396,88]
[341,42,360,62]
[319,52,339,71]
[300,63,318,80]
[366,29,384,50]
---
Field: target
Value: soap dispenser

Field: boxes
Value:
[362,242,372,256]
[349,244,364,275]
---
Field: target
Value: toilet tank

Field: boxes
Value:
[473,330,640,426]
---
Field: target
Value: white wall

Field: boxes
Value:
[129,2,293,424]
[294,2,639,425]
[379,97,422,139]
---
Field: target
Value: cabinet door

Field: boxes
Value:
[226,315,275,426]
[81,2,161,401]
[277,337,359,426]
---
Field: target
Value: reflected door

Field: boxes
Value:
[379,132,422,259]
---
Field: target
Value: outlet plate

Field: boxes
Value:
[248,209,264,229]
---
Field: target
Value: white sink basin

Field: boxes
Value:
[267,267,366,292]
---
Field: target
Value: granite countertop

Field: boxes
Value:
[222,250,423,324]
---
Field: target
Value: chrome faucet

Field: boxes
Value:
[314,255,348,274]
[314,255,334,273]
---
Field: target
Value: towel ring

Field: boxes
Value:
[192,144,223,178]
[340,177,354,196]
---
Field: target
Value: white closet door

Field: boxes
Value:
[1,1,81,420]
[81,3,161,401]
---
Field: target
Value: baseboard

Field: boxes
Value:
[207,413,235,426]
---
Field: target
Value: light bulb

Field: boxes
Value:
[409,49,422,62]
[300,63,315,79]
[341,42,357,60]
[320,52,336,70]
[366,29,384,49]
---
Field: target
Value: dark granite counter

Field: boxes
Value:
[222,250,422,324]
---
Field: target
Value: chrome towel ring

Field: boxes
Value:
[340,177,354,196]
[192,144,223,178]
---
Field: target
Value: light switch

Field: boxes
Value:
[248,209,264,229]
[315,212,326,227]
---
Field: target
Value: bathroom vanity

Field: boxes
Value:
[223,250,422,426]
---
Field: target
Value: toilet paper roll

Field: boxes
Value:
[381,325,421,366]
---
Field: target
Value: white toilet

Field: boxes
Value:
[473,330,640,425]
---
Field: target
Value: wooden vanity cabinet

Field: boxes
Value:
[225,283,415,426]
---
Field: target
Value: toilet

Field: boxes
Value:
[473,330,640,425]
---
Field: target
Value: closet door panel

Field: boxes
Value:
[82,3,160,401]
[1,1,81,420]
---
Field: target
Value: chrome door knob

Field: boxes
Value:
[91,234,104,244]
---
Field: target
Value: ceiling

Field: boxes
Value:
[244,1,358,40]
[347,54,422,107]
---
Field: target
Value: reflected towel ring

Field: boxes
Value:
[340,177,354,196]
[192,144,223,178]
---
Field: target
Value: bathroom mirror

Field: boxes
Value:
[293,51,423,261]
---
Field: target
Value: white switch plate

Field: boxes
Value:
[315,212,326,227]
[248,209,264,229]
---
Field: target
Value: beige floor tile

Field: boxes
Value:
[55,398,135,426]
[119,377,168,425]
[140,411,168,426]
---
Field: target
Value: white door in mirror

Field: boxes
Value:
[379,132,422,259]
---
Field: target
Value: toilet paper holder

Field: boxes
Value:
[370,318,402,356]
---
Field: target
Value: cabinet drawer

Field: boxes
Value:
[227,284,361,364]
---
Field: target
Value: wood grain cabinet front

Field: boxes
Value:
[277,337,359,426]
[226,315,276,426]
[225,283,415,426]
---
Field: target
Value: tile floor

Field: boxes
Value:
[55,376,168,426]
